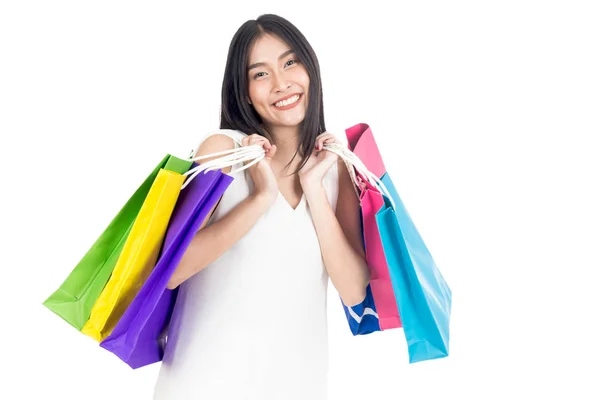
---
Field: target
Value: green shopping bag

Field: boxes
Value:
[43,154,192,330]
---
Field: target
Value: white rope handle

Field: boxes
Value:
[323,142,396,210]
[180,130,266,190]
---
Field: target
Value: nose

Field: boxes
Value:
[272,70,291,92]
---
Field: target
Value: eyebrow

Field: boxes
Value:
[247,50,295,71]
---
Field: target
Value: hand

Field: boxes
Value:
[298,132,342,191]
[242,134,279,206]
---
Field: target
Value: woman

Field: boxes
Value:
[153,13,370,399]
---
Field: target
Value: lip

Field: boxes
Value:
[272,93,303,110]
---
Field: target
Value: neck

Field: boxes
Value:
[263,124,303,174]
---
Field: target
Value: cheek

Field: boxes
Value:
[296,71,310,104]
[297,66,310,85]
[248,83,270,105]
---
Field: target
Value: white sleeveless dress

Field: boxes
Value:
[153,130,339,400]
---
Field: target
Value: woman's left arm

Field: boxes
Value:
[302,157,370,307]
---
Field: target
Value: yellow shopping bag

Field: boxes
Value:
[81,169,185,341]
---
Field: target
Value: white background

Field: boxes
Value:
[2,1,599,399]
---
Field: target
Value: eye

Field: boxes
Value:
[252,59,298,80]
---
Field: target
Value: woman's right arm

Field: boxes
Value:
[166,135,270,289]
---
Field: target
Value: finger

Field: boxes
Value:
[324,136,338,148]
[317,134,335,149]
[265,144,276,159]
[255,138,271,150]
[317,137,329,150]
[250,135,271,148]
[250,133,268,143]
[315,137,325,150]
[317,132,333,139]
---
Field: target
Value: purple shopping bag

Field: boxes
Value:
[100,163,234,368]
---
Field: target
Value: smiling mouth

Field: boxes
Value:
[273,93,302,108]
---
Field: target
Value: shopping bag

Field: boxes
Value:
[376,172,452,363]
[43,155,192,330]
[333,123,402,334]
[81,168,187,341]
[331,123,452,362]
[357,173,402,330]
[341,283,381,335]
[336,171,396,335]
[100,164,234,367]
[100,129,261,368]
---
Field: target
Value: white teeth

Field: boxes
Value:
[274,95,300,108]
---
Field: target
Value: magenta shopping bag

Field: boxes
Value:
[339,123,402,333]
[100,163,233,368]
[357,169,402,331]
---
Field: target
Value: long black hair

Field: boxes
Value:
[219,14,326,176]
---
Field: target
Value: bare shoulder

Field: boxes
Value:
[194,133,237,174]
[191,133,239,233]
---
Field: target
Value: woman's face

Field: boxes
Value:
[247,34,310,129]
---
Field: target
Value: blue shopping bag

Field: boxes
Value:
[341,283,382,335]
[376,172,452,363]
